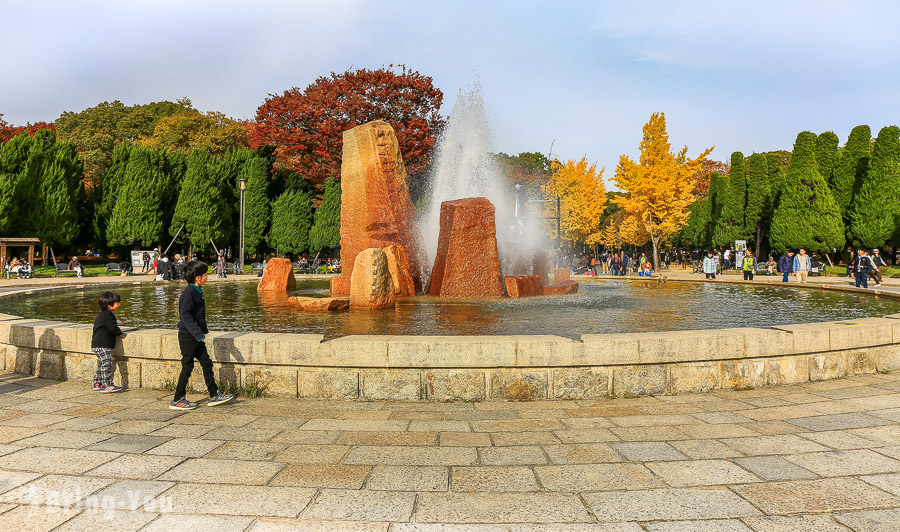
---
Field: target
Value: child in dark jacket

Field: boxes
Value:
[91,291,124,393]
[170,261,235,410]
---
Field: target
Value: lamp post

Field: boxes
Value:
[239,178,247,275]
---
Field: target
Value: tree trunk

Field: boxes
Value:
[754,224,763,259]
[41,243,49,266]
[651,235,661,271]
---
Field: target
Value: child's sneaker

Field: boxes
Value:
[208,393,235,407]
[169,398,198,410]
[100,385,123,394]
[93,382,104,391]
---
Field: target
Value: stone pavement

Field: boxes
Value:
[0,373,899,530]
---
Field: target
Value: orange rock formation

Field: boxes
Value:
[256,258,296,292]
[350,248,396,310]
[383,244,416,297]
[503,275,544,298]
[288,297,350,311]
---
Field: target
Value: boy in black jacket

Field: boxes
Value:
[170,261,234,410]
[91,291,124,393]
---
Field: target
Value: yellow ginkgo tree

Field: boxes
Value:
[542,157,607,248]
[614,112,712,269]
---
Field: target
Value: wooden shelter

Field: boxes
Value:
[0,238,40,267]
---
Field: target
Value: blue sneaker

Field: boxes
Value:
[93,382,103,391]
[207,393,235,407]
[169,398,198,410]
[100,385,123,394]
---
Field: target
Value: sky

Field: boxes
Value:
[2,0,900,185]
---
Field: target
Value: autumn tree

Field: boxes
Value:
[542,157,607,246]
[849,126,900,248]
[769,132,844,253]
[251,67,445,193]
[0,115,56,144]
[713,152,750,246]
[831,125,871,223]
[691,159,730,197]
[140,111,249,155]
[614,113,712,269]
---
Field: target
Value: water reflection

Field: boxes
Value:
[3,279,900,339]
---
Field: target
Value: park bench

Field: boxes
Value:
[250,262,264,275]
[756,263,770,275]
[55,263,78,277]
[105,262,123,276]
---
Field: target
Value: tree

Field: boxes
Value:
[614,112,712,268]
[831,125,871,223]
[92,142,131,247]
[238,156,271,256]
[744,153,770,258]
[815,131,841,187]
[34,141,82,253]
[140,110,249,155]
[849,126,900,248]
[691,159,730,197]
[308,176,341,255]
[0,116,56,144]
[170,149,231,251]
[268,190,314,255]
[765,151,790,205]
[769,131,845,253]
[495,152,553,187]
[107,146,170,247]
[543,157,607,246]
[0,133,35,234]
[713,152,750,246]
[250,67,445,192]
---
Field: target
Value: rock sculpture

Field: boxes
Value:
[383,244,416,297]
[257,258,296,292]
[544,280,579,295]
[553,268,570,284]
[288,297,350,311]
[427,198,503,298]
[503,275,544,298]
[331,121,423,296]
[350,248,396,310]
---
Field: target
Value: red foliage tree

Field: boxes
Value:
[0,114,56,143]
[692,159,730,197]
[250,67,445,192]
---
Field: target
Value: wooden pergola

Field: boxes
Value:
[0,238,40,267]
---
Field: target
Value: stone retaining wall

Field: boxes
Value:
[1,308,899,400]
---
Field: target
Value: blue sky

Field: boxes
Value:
[2,0,899,184]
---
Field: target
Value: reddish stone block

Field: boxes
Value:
[383,244,416,297]
[339,121,424,292]
[288,297,350,311]
[544,280,579,295]
[350,248,396,310]
[553,268,570,284]
[330,275,351,296]
[427,197,503,298]
[504,275,544,298]
[257,258,296,292]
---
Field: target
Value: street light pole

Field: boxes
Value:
[239,178,247,275]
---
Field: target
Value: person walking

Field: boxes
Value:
[141,252,152,274]
[702,251,718,280]
[854,249,876,289]
[793,248,811,283]
[215,252,227,279]
[741,253,757,281]
[91,291,124,393]
[871,248,887,288]
[778,250,795,283]
[723,248,732,271]
[690,249,700,273]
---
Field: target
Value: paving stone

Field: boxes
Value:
[584,488,761,521]
[244,416,309,431]
[732,477,900,514]
[271,430,340,445]
[0,447,120,474]
[535,463,663,491]
[553,428,618,443]
[471,420,565,432]
[740,514,852,532]
[301,489,415,521]
[479,445,547,465]
[201,426,283,442]
[96,420,169,435]
[268,464,370,488]
[0,473,114,504]
[156,482,315,517]
[677,423,759,439]
[848,424,900,444]
[158,458,284,485]
[670,439,745,459]
[275,444,351,464]
[166,411,257,426]
[54,509,158,531]
[14,429,111,448]
[542,443,621,464]
[451,466,539,492]
[609,426,691,441]
[719,435,830,455]
[87,434,171,453]
[147,423,216,438]
[409,421,472,432]
[335,431,438,446]
[740,420,809,435]
[391,525,506,532]
[2,413,72,427]
[249,518,390,531]
[834,508,900,532]
[733,455,818,480]
[15,399,77,413]
[0,425,48,443]
[860,472,900,497]
[440,432,492,447]
[49,417,118,431]
[690,411,754,424]
[414,493,592,523]
[787,413,893,431]
[506,525,642,532]
[800,429,881,449]
[643,520,753,532]
[874,445,900,460]
[56,403,125,418]
[84,453,184,480]
[299,419,409,432]
[365,465,448,491]
[204,441,286,460]
[142,514,255,532]
[343,446,476,466]
[491,431,558,446]
[145,437,225,457]
[739,405,824,421]
[784,449,900,476]
[0,505,80,530]
[91,479,176,509]
[105,409,184,422]
[0,470,41,494]
[647,459,761,486]
[612,442,687,461]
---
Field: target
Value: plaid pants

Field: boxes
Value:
[92,347,113,386]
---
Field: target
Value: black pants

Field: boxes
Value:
[705,273,716,279]
[175,331,218,400]
[743,270,754,280]
[871,270,883,284]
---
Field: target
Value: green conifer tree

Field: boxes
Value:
[268,190,314,255]
[107,146,167,247]
[713,152,749,246]
[765,151,789,206]
[238,156,271,256]
[0,133,34,234]
[93,142,131,246]
[815,131,841,187]
[35,141,81,247]
[848,126,900,248]
[170,149,230,251]
[832,125,871,222]
[744,153,770,257]
[769,132,845,253]
[308,176,341,255]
